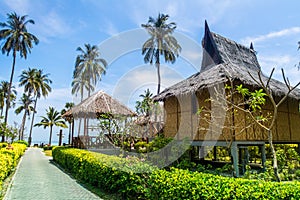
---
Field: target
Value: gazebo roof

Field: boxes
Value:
[63,90,136,119]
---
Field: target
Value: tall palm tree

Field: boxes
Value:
[34,107,67,146]
[73,43,107,97]
[73,44,107,138]
[0,12,39,131]
[61,102,74,144]
[141,13,181,94]
[15,93,35,140]
[0,81,17,118]
[135,89,153,116]
[71,73,95,136]
[19,68,52,145]
[71,73,95,102]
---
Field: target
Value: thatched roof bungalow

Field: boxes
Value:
[154,21,300,143]
[153,21,300,176]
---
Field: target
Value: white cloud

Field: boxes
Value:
[35,11,72,42]
[258,54,300,84]
[242,27,300,45]
[101,20,119,36]
[111,64,184,109]
[3,0,30,15]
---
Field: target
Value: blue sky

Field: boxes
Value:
[1,0,300,143]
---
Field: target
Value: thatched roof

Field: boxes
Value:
[153,21,300,101]
[63,90,136,119]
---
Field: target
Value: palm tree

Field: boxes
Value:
[135,89,153,116]
[73,43,107,97]
[141,13,181,94]
[73,44,107,138]
[71,73,95,102]
[15,93,35,140]
[19,68,52,145]
[71,73,95,136]
[0,81,17,116]
[0,12,39,130]
[34,107,67,146]
[61,102,74,144]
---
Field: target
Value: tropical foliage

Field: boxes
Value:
[0,12,39,131]
[34,107,67,145]
[142,13,181,94]
[19,68,52,145]
[135,89,153,116]
[15,94,35,140]
[53,146,300,200]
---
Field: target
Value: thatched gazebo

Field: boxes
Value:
[63,90,136,148]
[153,21,300,176]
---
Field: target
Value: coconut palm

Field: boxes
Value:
[0,12,39,129]
[141,13,181,94]
[73,44,107,97]
[71,73,95,136]
[71,73,95,102]
[34,107,67,145]
[19,68,52,145]
[61,102,75,144]
[135,89,153,116]
[15,93,35,140]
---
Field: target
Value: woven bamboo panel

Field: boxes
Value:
[276,111,291,141]
[290,113,300,141]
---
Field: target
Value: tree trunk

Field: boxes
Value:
[49,125,53,145]
[68,122,71,144]
[268,129,281,182]
[71,119,74,145]
[3,53,16,142]
[19,111,27,140]
[28,96,38,146]
[156,62,161,95]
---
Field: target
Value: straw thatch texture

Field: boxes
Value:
[65,90,136,119]
[154,23,300,102]
[153,21,300,143]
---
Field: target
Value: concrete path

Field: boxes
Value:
[4,148,102,200]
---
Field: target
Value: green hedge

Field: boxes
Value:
[53,147,300,199]
[0,143,27,193]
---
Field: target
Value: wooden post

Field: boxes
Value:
[213,146,217,161]
[260,144,266,172]
[231,142,239,177]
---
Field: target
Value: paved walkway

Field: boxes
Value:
[4,148,102,200]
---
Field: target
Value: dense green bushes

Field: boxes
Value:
[0,143,26,193]
[53,147,300,199]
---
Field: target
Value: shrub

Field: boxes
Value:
[53,147,300,200]
[43,145,55,151]
[0,143,8,149]
[0,143,26,193]
[13,140,29,147]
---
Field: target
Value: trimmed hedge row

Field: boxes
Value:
[0,143,27,192]
[53,147,300,199]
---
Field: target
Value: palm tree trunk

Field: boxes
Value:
[19,111,27,140]
[156,62,161,95]
[2,53,16,142]
[71,119,75,145]
[28,96,38,146]
[49,125,53,145]
[68,122,71,144]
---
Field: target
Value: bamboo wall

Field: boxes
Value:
[163,90,300,143]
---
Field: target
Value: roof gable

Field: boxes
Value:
[201,21,260,72]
